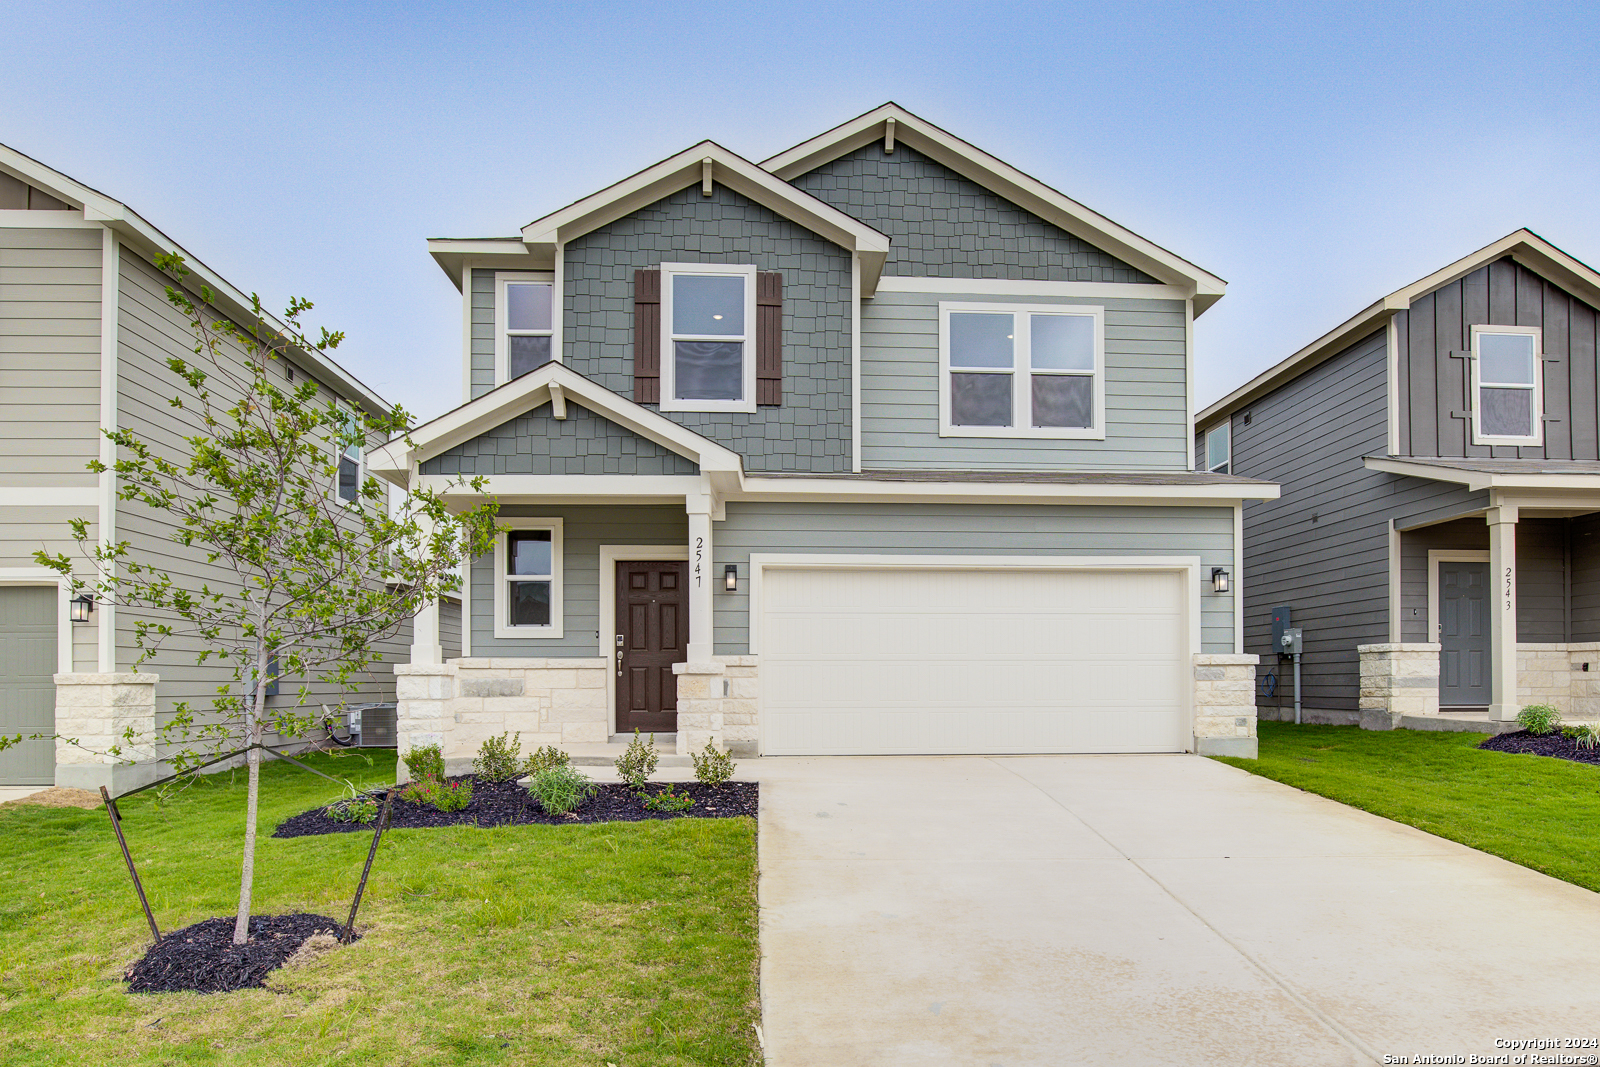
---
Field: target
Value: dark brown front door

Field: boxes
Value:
[616,560,688,734]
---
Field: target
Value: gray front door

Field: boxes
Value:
[0,586,58,785]
[1439,561,1491,706]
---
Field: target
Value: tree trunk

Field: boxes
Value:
[232,644,269,945]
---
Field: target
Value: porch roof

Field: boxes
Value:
[1366,456,1600,491]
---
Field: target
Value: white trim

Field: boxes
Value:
[492,270,557,386]
[492,518,565,640]
[875,276,1192,301]
[937,301,1106,440]
[1427,549,1490,645]
[851,252,862,474]
[460,261,473,403]
[0,487,100,507]
[1203,421,1231,474]
[98,229,119,672]
[0,570,75,674]
[1388,520,1403,643]
[0,208,97,228]
[1233,503,1244,654]
[598,544,690,733]
[1185,298,1196,471]
[747,552,1202,754]
[659,262,758,414]
[1363,456,1600,492]
[460,558,472,658]
[553,242,565,367]
[1469,324,1544,447]
[1386,317,1401,455]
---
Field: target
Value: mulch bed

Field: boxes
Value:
[272,776,758,838]
[1479,730,1600,767]
[126,913,349,994]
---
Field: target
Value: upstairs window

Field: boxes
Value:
[1471,325,1543,446]
[938,302,1104,439]
[337,410,362,503]
[1205,422,1230,474]
[494,520,564,639]
[660,263,757,413]
[495,273,554,384]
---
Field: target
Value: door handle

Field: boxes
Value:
[616,649,623,677]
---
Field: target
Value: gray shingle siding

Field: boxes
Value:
[562,183,852,474]
[790,142,1157,283]
[420,403,699,477]
[470,268,494,400]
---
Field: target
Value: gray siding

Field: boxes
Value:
[469,268,494,400]
[115,248,403,724]
[862,291,1189,470]
[1397,517,1566,644]
[440,598,462,661]
[1572,514,1600,641]
[468,504,687,657]
[0,226,101,487]
[790,142,1156,282]
[421,402,698,477]
[1396,257,1600,459]
[712,502,1237,655]
[562,183,852,473]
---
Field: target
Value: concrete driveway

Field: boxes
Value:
[755,754,1600,1066]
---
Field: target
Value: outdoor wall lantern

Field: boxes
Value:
[70,592,95,623]
[724,565,739,592]
[1211,568,1230,595]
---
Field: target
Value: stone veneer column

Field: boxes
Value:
[1357,643,1440,730]
[1192,654,1258,758]
[672,656,761,758]
[393,662,456,781]
[52,672,161,793]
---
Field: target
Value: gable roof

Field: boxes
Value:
[762,103,1228,314]
[1196,229,1600,430]
[0,141,390,415]
[366,360,743,485]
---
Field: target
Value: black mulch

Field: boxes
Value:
[125,913,349,995]
[272,776,758,838]
[1479,730,1600,767]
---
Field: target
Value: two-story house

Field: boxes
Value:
[1197,230,1600,729]
[371,104,1278,764]
[0,145,450,791]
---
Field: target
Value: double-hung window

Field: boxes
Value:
[660,263,757,413]
[337,409,362,504]
[1471,325,1543,446]
[495,273,555,384]
[493,519,563,639]
[939,302,1105,439]
[1204,422,1230,474]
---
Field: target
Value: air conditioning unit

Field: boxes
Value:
[347,702,398,749]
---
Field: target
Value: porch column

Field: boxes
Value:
[686,503,715,664]
[1488,504,1519,721]
[410,515,443,666]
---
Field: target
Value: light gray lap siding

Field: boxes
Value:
[470,268,494,399]
[0,226,102,487]
[561,183,852,473]
[862,291,1189,470]
[789,142,1156,282]
[421,403,699,477]
[468,504,687,658]
[711,502,1236,655]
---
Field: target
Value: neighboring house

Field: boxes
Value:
[0,146,456,790]
[372,103,1277,764]
[1196,230,1600,728]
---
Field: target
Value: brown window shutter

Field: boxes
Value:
[756,271,782,406]
[634,269,661,404]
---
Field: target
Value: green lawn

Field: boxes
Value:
[1215,720,1600,892]
[0,751,760,1067]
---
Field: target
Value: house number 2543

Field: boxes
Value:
[694,536,704,588]
[1504,566,1513,611]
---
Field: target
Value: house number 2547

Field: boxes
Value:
[694,536,704,588]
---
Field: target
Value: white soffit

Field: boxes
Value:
[517,141,891,295]
[427,238,553,288]
[762,103,1227,314]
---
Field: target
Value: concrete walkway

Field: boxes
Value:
[756,754,1600,1066]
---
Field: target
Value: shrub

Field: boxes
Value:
[522,744,570,777]
[1573,722,1600,751]
[691,741,736,786]
[401,774,473,812]
[1518,705,1563,736]
[529,765,597,816]
[403,744,444,782]
[473,732,523,781]
[326,795,378,824]
[643,783,694,812]
[614,729,659,790]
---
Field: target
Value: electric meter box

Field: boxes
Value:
[1279,628,1303,656]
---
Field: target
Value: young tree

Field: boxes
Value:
[29,255,500,944]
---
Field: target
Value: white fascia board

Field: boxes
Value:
[368,362,743,484]
[761,105,1226,310]
[1364,456,1600,492]
[427,238,551,288]
[729,476,1279,505]
[518,142,890,295]
[876,276,1190,301]
[417,473,704,505]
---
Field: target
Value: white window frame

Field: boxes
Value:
[335,403,364,507]
[1470,324,1544,447]
[937,301,1106,440]
[1205,422,1230,474]
[493,518,564,640]
[659,262,758,414]
[494,271,557,386]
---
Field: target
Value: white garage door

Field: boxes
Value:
[760,566,1188,755]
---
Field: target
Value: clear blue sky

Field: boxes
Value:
[4,1,1597,423]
